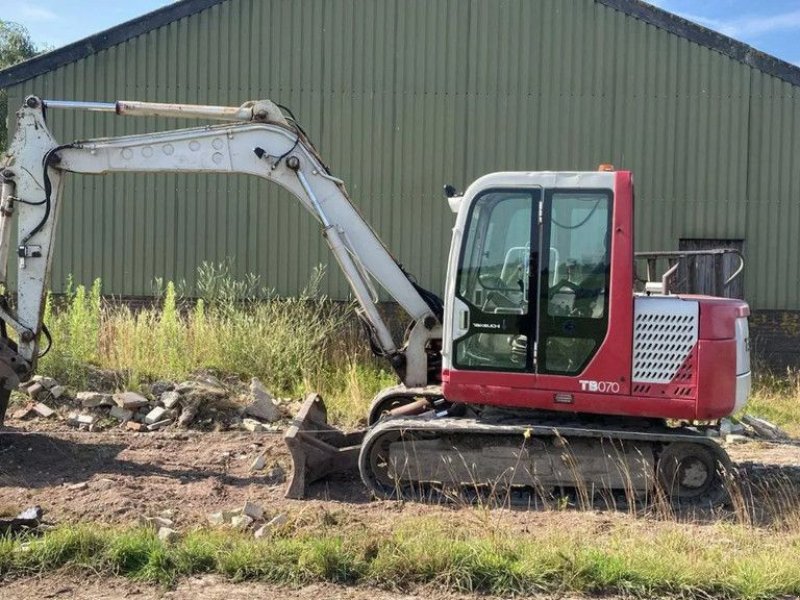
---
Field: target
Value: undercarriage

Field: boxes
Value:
[285,389,734,507]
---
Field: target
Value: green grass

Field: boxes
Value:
[2,516,800,598]
[746,370,800,437]
[35,265,395,426]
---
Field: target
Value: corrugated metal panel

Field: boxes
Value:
[4,0,798,310]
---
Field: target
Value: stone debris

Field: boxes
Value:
[250,452,267,472]
[12,372,293,434]
[25,382,45,399]
[242,501,264,521]
[254,514,288,539]
[147,419,173,431]
[33,402,55,418]
[32,375,59,390]
[75,413,98,425]
[161,390,181,409]
[244,378,282,422]
[144,406,168,425]
[49,385,67,399]
[68,482,89,491]
[230,514,254,529]
[78,391,114,408]
[110,406,134,422]
[242,418,266,433]
[94,478,116,490]
[114,391,150,410]
[157,527,181,543]
[742,415,788,440]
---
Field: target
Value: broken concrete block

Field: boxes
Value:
[32,375,58,390]
[207,512,226,526]
[68,481,88,491]
[113,391,149,410]
[144,406,167,425]
[242,418,266,433]
[49,385,66,399]
[76,413,97,425]
[244,378,282,422]
[178,398,201,428]
[147,419,173,431]
[250,453,267,472]
[242,501,264,521]
[742,415,788,440]
[78,391,114,408]
[254,513,288,538]
[266,513,288,528]
[125,421,144,432]
[176,379,226,397]
[230,514,254,529]
[94,478,115,490]
[160,391,181,409]
[157,527,180,543]
[33,402,55,418]
[26,383,45,399]
[109,405,134,422]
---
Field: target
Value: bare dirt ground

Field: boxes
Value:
[0,420,799,598]
[3,574,540,600]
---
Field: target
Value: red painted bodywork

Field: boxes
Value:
[442,171,748,421]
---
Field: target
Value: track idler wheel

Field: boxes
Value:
[656,442,733,506]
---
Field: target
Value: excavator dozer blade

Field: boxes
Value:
[284,393,366,499]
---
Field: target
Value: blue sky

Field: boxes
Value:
[1,0,799,66]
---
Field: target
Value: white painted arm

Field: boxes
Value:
[0,97,441,388]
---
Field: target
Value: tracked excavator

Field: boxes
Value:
[0,96,751,505]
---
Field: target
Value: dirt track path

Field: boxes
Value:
[0,423,799,529]
[2,574,519,600]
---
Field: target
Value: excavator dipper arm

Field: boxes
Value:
[0,96,440,398]
[0,98,441,489]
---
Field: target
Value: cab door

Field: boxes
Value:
[452,189,540,372]
[537,190,612,375]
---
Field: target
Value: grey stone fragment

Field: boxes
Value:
[250,453,267,472]
[242,501,263,520]
[157,527,180,543]
[147,419,173,431]
[114,391,149,410]
[144,406,167,425]
[242,418,265,432]
[230,514,253,529]
[110,406,134,422]
[32,375,58,390]
[33,403,55,418]
[78,391,114,408]
[160,391,181,409]
[244,378,281,422]
[49,385,66,399]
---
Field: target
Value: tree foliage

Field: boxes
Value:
[0,21,40,150]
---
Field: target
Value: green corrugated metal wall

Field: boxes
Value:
[4,0,799,310]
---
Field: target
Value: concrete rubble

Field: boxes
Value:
[206,501,285,536]
[12,372,292,435]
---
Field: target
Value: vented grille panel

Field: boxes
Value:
[632,297,699,384]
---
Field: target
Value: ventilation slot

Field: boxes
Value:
[632,298,699,385]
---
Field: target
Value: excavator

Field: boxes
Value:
[0,96,751,505]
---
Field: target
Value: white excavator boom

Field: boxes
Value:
[0,96,442,401]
